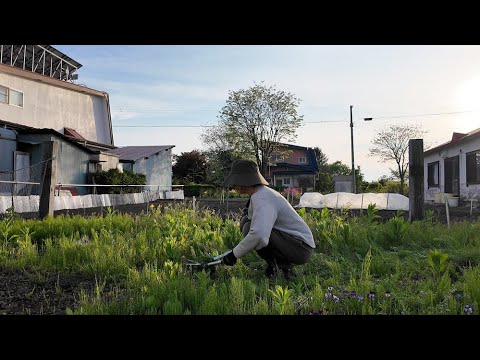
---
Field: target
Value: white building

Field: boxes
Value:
[424,128,480,203]
[106,146,175,191]
[0,45,113,146]
[1,45,175,196]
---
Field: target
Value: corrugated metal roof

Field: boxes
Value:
[107,145,175,161]
[64,127,86,140]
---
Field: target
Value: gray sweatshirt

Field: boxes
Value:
[233,185,315,258]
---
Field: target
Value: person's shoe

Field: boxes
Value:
[265,264,277,278]
[280,268,294,281]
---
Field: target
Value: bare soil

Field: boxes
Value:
[0,268,97,315]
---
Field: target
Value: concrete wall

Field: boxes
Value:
[424,137,480,202]
[17,134,91,195]
[0,72,112,145]
[133,147,173,190]
[91,152,120,172]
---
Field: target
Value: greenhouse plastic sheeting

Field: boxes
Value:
[296,192,409,211]
[1,190,185,213]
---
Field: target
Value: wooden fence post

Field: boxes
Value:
[39,141,58,219]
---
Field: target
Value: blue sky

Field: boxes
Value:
[54,45,480,181]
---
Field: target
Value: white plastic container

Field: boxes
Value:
[447,197,459,207]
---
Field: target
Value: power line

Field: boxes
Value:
[366,110,473,120]
[113,125,215,128]
[111,110,473,128]
[112,120,347,128]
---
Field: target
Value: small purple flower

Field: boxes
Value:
[358,295,364,301]
[349,291,357,298]
[455,293,463,300]
[325,292,332,299]
[342,289,350,296]
[368,291,376,299]
[332,295,340,303]
[464,304,473,314]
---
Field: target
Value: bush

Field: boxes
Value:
[183,184,216,197]
[94,169,146,194]
[381,181,408,195]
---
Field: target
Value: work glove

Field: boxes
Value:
[222,250,237,266]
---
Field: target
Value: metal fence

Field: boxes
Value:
[0,183,184,215]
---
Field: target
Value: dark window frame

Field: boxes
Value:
[0,85,8,104]
[466,150,480,185]
[427,161,439,188]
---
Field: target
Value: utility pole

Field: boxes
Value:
[350,105,356,193]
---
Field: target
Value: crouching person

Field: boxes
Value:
[221,159,315,280]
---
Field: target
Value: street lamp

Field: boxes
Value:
[350,105,356,194]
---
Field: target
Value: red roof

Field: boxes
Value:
[64,127,85,140]
[424,128,480,155]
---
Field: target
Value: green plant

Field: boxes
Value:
[427,249,449,277]
[364,204,380,225]
[381,216,409,249]
[94,169,146,194]
[268,285,294,315]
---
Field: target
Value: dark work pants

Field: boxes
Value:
[240,214,314,270]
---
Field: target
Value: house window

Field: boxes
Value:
[466,150,480,185]
[427,161,439,188]
[123,163,133,171]
[283,178,291,186]
[0,85,8,104]
[9,89,23,108]
[271,154,284,162]
[298,157,306,164]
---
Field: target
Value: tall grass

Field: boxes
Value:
[1,203,479,315]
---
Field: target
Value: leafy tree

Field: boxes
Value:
[313,147,328,169]
[315,158,366,194]
[369,124,426,195]
[172,150,207,184]
[201,82,304,176]
[329,160,351,175]
[204,149,241,187]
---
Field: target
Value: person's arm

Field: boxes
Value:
[233,200,277,258]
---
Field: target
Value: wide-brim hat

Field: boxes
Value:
[222,159,269,187]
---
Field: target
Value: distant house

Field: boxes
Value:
[106,146,175,191]
[424,128,480,203]
[266,143,319,190]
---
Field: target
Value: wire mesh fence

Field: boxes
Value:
[0,157,184,216]
[0,182,184,216]
[0,158,48,196]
